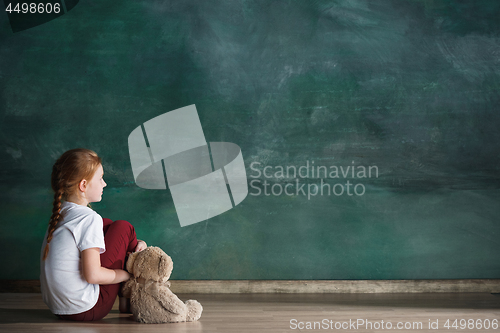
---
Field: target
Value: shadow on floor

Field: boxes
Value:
[0,308,203,332]
[0,308,59,323]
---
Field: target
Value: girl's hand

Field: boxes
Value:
[135,240,147,252]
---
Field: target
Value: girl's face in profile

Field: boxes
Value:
[85,164,107,203]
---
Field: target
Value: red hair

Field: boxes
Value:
[42,148,102,261]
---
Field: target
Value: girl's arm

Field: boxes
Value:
[81,248,130,285]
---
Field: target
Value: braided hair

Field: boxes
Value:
[42,148,102,261]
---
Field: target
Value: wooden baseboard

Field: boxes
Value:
[170,279,500,293]
[2,279,500,293]
[1,280,41,293]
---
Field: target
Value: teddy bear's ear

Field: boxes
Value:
[158,254,173,282]
[126,251,140,274]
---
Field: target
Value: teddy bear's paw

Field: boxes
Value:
[136,313,147,324]
[185,300,203,322]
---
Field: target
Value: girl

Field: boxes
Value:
[40,148,146,321]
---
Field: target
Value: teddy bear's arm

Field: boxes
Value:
[121,279,135,298]
[147,283,187,315]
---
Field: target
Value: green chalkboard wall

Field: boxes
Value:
[1,0,499,280]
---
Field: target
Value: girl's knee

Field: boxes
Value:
[111,220,134,232]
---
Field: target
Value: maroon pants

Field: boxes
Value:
[58,218,138,321]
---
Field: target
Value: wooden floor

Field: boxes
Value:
[1,293,499,332]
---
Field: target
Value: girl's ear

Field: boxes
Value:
[78,179,87,192]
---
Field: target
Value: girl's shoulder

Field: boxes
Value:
[60,201,102,223]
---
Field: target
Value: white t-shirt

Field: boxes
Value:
[40,201,106,315]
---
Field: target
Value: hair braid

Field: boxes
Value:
[42,172,64,260]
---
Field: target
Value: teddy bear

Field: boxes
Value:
[121,246,203,324]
